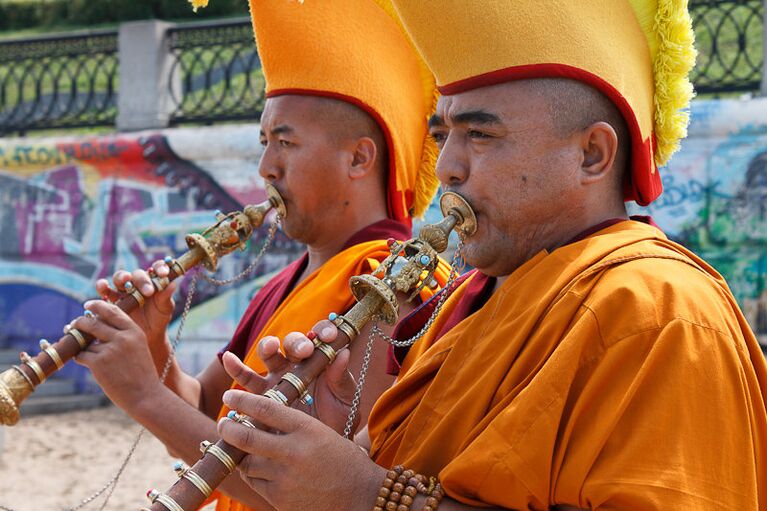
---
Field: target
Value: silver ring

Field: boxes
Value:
[155,494,184,511]
[263,388,289,406]
[12,365,35,389]
[182,469,213,498]
[280,372,307,397]
[43,347,64,370]
[316,343,337,364]
[171,260,186,276]
[200,441,236,472]
[130,289,146,307]
[23,358,46,384]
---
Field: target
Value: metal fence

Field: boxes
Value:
[0,30,118,135]
[690,0,764,95]
[0,2,764,135]
[167,18,264,125]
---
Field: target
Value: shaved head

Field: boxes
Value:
[311,96,389,177]
[529,78,630,188]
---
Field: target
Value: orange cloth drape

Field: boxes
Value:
[369,220,767,510]
[212,239,449,511]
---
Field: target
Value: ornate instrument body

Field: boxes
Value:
[0,185,286,426]
[144,191,477,511]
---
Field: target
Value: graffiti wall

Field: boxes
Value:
[630,97,767,342]
[0,125,303,383]
[1,97,766,389]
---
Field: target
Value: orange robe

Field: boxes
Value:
[213,222,449,511]
[369,220,767,510]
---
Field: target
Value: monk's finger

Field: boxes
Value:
[130,268,154,297]
[283,332,314,362]
[222,389,307,434]
[83,300,137,332]
[313,320,339,345]
[112,270,133,291]
[95,279,121,303]
[72,313,121,345]
[222,351,268,394]
[217,414,285,459]
[256,336,288,374]
[151,260,170,278]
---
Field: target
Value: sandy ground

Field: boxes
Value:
[0,406,216,510]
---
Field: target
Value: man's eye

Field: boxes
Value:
[429,132,447,143]
[468,130,489,139]
[279,140,291,147]
[259,139,267,147]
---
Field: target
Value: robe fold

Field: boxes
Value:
[368,220,767,510]
[212,219,449,511]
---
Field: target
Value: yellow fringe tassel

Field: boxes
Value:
[189,0,209,12]
[650,0,697,167]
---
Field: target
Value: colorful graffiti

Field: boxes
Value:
[0,125,303,383]
[631,97,767,341]
[2,97,766,390]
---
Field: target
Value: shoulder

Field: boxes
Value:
[576,247,743,349]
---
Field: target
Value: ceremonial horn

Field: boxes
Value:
[142,191,476,511]
[0,185,286,426]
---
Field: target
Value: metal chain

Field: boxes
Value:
[200,216,281,286]
[373,238,466,348]
[341,238,466,439]
[0,269,203,511]
[342,327,377,439]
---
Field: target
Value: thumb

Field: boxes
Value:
[153,280,177,315]
[323,348,355,404]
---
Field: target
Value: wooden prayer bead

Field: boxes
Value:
[385,502,398,511]
[404,486,417,497]
[389,491,401,502]
[400,495,413,506]
[375,496,387,507]
[392,482,405,493]
[379,487,391,498]
[425,496,439,507]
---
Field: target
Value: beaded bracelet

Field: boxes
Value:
[373,466,445,511]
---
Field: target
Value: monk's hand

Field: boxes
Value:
[225,319,357,434]
[219,389,385,511]
[95,259,176,371]
[72,300,162,413]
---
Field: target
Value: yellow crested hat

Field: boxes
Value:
[248,0,439,221]
[391,0,697,206]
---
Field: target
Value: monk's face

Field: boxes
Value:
[429,80,584,277]
[258,96,350,243]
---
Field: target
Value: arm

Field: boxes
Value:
[72,301,273,509]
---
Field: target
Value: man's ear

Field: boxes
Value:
[349,137,378,179]
[579,121,619,184]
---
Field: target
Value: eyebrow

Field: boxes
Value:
[452,110,501,126]
[428,110,502,128]
[260,124,293,137]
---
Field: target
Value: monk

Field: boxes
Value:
[215,1,767,510]
[71,0,443,509]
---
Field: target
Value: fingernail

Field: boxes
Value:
[142,284,153,294]
[321,327,334,339]
[84,300,94,308]
[298,341,311,351]
[222,390,233,404]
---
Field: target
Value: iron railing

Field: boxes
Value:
[0,30,118,135]
[0,3,764,135]
[690,0,764,95]
[167,18,264,125]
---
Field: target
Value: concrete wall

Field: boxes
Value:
[0,124,303,382]
[1,96,766,384]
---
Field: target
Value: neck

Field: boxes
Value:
[492,201,628,292]
[303,200,389,277]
